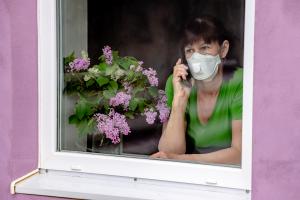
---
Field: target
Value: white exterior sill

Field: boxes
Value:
[12,169,251,200]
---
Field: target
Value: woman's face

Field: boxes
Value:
[184,39,229,59]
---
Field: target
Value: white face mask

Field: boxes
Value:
[187,52,221,81]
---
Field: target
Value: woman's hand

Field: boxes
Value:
[150,151,177,159]
[172,58,193,102]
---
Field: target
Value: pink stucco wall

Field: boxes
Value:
[252,0,300,199]
[1,0,300,199]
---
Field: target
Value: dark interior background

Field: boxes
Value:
[88,0,245,155]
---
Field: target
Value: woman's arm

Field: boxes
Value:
[157,58,192,154]
[153,120,242,165]
[158,97,188,154]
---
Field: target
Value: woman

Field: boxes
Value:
[151,16,242,165]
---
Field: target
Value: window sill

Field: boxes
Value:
[12,169,251,200]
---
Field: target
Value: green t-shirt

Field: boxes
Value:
[165,68,243,153]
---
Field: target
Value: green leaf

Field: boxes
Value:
[148,87,158,98]
[96,76,109,87]
[126,57,139,67]
[98,55,105,62]
[85,94,101,105]
[125,56,138,62]
[108,80,118,92]
[118,58,131,70]
[77,118,96,136]
[63,51,75,66]
[75,99,88,120]
[137,98,146,113]
[98,63,108,71]
[132,86,145,96]
[103,90,115,99]
[103,104,110,113]
[86,79,95,87]
[87,118,96,126]
[105,64,118,76]
[69,114,79,124]
[124,112,135,119]
[126,70,135,81]
[75,96,96,120]
[112,51,119,59]
[129,99,138,111]
[138,102,145,113]
[117,56,138,71]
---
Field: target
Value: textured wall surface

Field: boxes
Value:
[0,0,300,199]
[252,0,300,199]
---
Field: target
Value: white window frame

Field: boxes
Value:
[38,0,254,191]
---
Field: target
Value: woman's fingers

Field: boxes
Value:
[174,69,188,80]
[174,64,188,70]
[150,151,168,159]
[172,58,192,98]
[173,64,188,80]
[176,58,182,65]
[150,152,160,158]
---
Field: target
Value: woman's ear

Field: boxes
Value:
[220,40,229,58]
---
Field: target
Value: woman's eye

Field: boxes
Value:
[185,49,194,53]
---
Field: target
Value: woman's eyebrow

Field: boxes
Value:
[200,43,210,47]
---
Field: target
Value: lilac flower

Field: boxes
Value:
[158,89,167,102]
[156,104,170,123]
[94,109,131,144]
[112,111,131,136]
[94,113,119,144]
[143,108,157,125]
[123,82,133,94]
[142,68,159,87]
[155,90,170,123]
[136,66,143,72]
[109,92,131,109]
[136,61,144,72]
[69,58,90,71]
[102,45,113,65]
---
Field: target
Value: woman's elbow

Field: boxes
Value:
[232,146,241,165]
[158,140,186,154]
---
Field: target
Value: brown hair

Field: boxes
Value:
[180,16,232,64]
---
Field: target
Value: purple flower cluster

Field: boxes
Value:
[142,68,158,87]
[136,61,144,72]
[155,90,170,123]
[95,109,131,144]
[123,82,133,94]
[143,108,157,125]
[109,92,131,109]
[102,45,113,65]
[69,58,90,72]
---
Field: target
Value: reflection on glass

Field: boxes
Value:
[58,0,245,167]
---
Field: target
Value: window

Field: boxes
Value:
[58,0,247,166]
[27,0,254,198]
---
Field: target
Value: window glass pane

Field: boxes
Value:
[58,0,245,167]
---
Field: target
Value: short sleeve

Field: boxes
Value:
[165,75,174,108]
[229,69,243,120]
